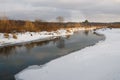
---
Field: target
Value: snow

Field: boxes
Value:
[15,28,120,80]
[0,29,72,47]
[0,28,94,47]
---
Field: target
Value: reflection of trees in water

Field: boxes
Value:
[56,37,65,49]
[66,35,71,39]
[0,46,17,56]
[53,35,71,44]
[0,40,52,57]
[84,30,105,38]
[0,36,71,57]
[53,35,71,49]
[25,41,50,50]
[84,30,89,36]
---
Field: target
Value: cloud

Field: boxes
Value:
[0,0,120,22]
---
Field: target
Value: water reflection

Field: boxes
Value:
[0,39,55,56]
[0,36,71,57]
[56,37,65,49]
[0,31,105,80]
[84,30,89,36]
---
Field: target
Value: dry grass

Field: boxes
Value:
[4,33,9,38]
[12,34,17,39]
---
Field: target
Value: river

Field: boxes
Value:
[0,30,105,80]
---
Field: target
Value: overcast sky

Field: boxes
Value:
[0,0,120,22]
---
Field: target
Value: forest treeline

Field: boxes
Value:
[0,18,119,33]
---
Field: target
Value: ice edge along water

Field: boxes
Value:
[0,28,95,47]
[15,28,120,80]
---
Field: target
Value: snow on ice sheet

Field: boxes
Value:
[15,29,120,80]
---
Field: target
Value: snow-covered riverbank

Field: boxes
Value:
[0,29,70,47]
[0,27,96,47]
[15,28,120,80]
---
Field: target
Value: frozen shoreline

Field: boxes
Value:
[15,28,120,80]
[0,27,96,47]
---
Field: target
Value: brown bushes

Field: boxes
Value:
[24,20,37,32]
[0,15,83,33]
[0,17,11,32]
[12,34,17,39]
[0,16,101,33]
[1,19,111,33]
[0,18,109,33]
[0,19,83,33]
[4,33,9,38]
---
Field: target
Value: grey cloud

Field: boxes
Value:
[7,7,71,21]
[0,0,120,22]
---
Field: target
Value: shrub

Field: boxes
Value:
[13,34,17,39]
[4,33,9,38]
[24,20,36,31]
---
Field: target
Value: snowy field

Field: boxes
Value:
[0,28,94,47]
[15,28,120,80]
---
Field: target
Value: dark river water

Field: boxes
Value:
[0,30,105,80]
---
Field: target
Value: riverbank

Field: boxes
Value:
[0,27,97,47]
[15,28,120,80]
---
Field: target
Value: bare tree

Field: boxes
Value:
[56,16,64,23]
